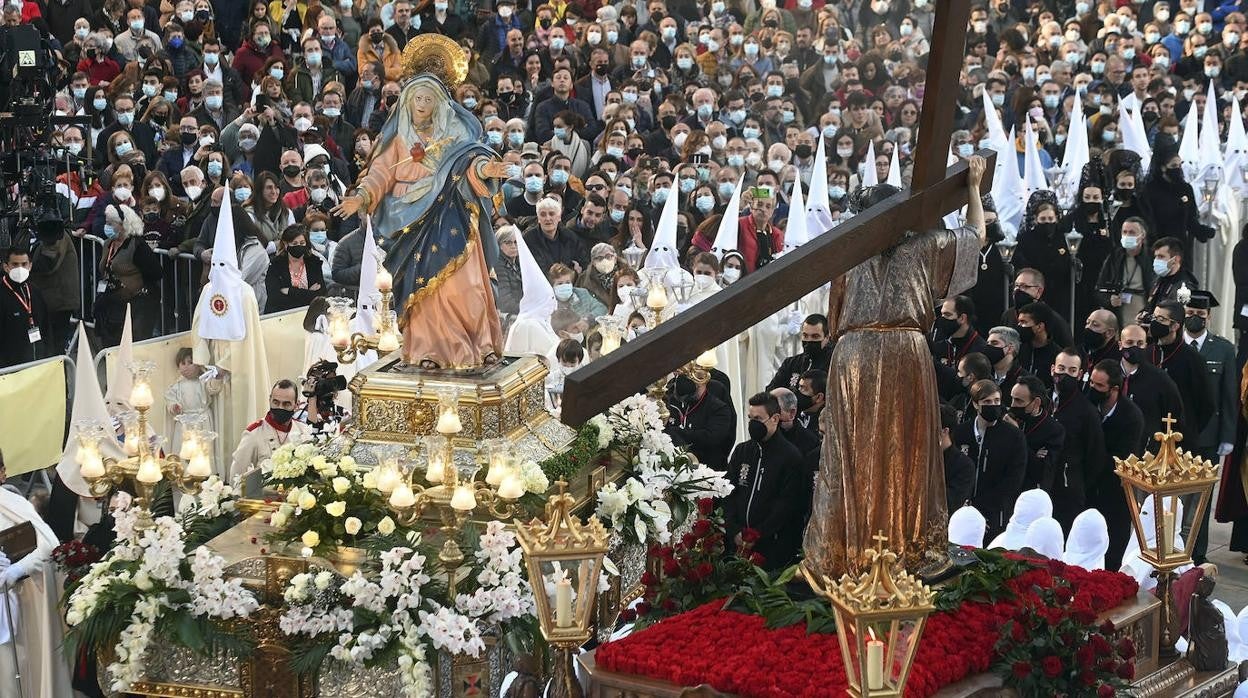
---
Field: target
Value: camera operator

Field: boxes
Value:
[0,246,52,367]
[295,359,348,437]
[28,222,79,353]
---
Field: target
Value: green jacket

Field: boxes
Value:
[285,65,342,106]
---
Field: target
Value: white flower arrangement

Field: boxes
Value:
[594,395,734,546]
[517,459,550,496]
[65,506,260,693]
[454,521,534,624]
[189,475,243,518]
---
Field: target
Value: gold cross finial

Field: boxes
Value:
[872,530,889,549]
[1162,413,1177,432]
[556,480,568,496]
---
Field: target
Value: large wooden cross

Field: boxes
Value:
[560,0,992,425]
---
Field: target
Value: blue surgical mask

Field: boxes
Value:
[606,145,624,158]
[142,83,157,97]
[270,67,285,80]
[696,195,715,212]
[957,143,974,157]
[697,104,714,119]
[553,283,574,300]
[1153,257,1171,276]
[767,84,784,98]
[679,177,696,193]
[103,224,118,239]
[729,109,746,124]
[727,154,745,168]
[550,169,569,185]
[781,109,794,123]
[553,126,568,140]
[163,90,178,102]
[524,175,544,192]
[616,185,632,199]
[631,55,646,69]
[207,160,223,177]
[234,187,251,202]
[506,163,522,179]
[487,131,503,146]
[463,96,478,109]
[653,188,669,204]
[743,126,761,140]
[508,132,525,147]
[1120,235,1139,250]
[610,208,625,222]
[828,185,847,199]
[116,111,134,126]
[822,124,837,139]
[205,94,223,110]
[718,182,734,198]
[310,230,328,246]
[114,141,132,156]
[1043,94,1060,109]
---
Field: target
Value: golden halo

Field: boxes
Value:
[400,34,468,88]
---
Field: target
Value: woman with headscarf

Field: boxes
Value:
[1144,136,1215,265]
[1062,508,1110,570]
[1012,190,1074,323]
[1106,150,1155,241]
[1064,160,1115,324]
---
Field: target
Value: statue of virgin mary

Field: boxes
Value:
[333,34,510,370]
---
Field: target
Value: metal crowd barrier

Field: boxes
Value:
[76,235,203,338]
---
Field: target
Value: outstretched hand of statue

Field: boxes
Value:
[333,195,365,218]
[478,160,513,179]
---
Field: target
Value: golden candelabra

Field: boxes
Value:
[802,532,935,698]
[515,481,610,698]
[329,262,400,364]
[1114,414,1220,660]
[373,392,524,595]
[77,361,214,529]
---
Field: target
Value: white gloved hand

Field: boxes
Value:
[786,310,803,336]
[1219,442,1235,457]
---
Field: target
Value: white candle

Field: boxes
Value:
[1161,510,1175,556]
[80,450,105,479]
[187,452,211,478]
[866,632,885,690]
[377,329,400,352]
[436,409,462,435]
[485,454,508,486]
[329,315,350,349]
[376,266,393,292]
[389,483,416,508]
[646,283,669,310]
[124,434,140,457]
[601,333,621,354]
[376,467,400,494]
[425,456,445,484]
[136,455,163,484]
[449,484,477,512]
[497,473,524,500]
[555,576,573,628]
[130,381,154,409]
[178,435,199,460]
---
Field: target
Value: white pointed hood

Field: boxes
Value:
[103,303,133,406]
[710,176,744,261]
[1227,94,1248,158]
[1022,117,1049,196]
[1199,80,1224,181]
[948,505,987,548]
[1022,516,1065,559]
[1062,509,1109,570]
[806,135,834,234]
[1180,98,1201,182]
[194,183,247,341]
[1129,101,1152,173]
[57,323,125,497]
[353,215,381,334]
[783,175,809,250]
[861,140,878,187]
[1056,104,1089,206]
[982,87,1009,150]
[643,178,682,271]
[886,144,902,187]
[992,126,1026,233]
[515,227,556,324]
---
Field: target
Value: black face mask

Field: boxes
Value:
[498,91,516,103]
[1115,186,1134,200]
[932,316,960,341]
[181,131,198,146]
[1166,166,1184,181]
[370,30,383,42]
[1149,318,1172,340]
[282,165,301,177]
[794,144,813,158]
[1087,386,1111,405]
[1007,404,1029,422]
[539,18,552,28]
[1012,290,1034,309]
[1121,345,1148,365]
[795,391,814,412]
[627,147,643,160]
[385,94,399,107]
[594,63,609,77]
[660,114,678,130]
[1184,315,1207,334]
[981,344,1006,365]
[142,210,159,223]
[1033,221,1057,238]
[764,18,778,27]
[801,340,823,357]
[1015,324,1035,344]
[288,245,307,258]
[985,221,1004,243]
[1080,326,1107,351]
[978,404,1003,423]
[1080,200,1102,217]
[748,418,768,442]
[672,374,697,403]
[269,407,294,424]
[1053,373,1080,396]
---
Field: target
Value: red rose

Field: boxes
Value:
[681,532,699,547]
[740,527,762,544]
[635,601,651,616]
[663,558,680,576]
[1011,661,1032,679]
[692,519,712,536]
[1100,620,1116,635]
[748,552,766,566]
[1055,585,1073,603]
[1073,607,1097,625]
[640,572,658,586]
[1116,637,1136,660]
[1076,644,1095,668]
[1041,656,1063,678]
[694,562,714,580]
[1091,634,1112,657]
[619,608,637,622]
[1080,670,1096,686]
[1098,685,1116,697]
[697,498,714,515]
[1116,662,1135,680]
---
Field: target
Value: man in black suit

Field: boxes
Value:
[796,369,826,434]
[1149,299,1215,438]
[1119,323,1187,441]
[770,387,821,458]
[954,379,1028,539]
[1049,348,1108,532]
[933,294,991,401]
[574,48,614,123]
[664,373,735,470]
[941,404,976,514]
[1087,359,1145,569]
[768,314,833,392]
[1143,237,1200,317]
[1005,374,1065,491]
[1016,301,1065,388]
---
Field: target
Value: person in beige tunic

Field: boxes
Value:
[802,156,988,579]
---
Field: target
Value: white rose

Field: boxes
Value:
[325,501,347,517]
[299,492,317,510]
[133,571,153,591]
[314,570,333,590]
[338,456,357,473]
[286,488,302,504]
[332,477,351,495]
[377,516,396,536]
[344,517,362,535]
[362,470,378,489]
[302,530,320,547]
[270,511,288,528]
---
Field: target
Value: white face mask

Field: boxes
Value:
[721,267,741,283]
[309,187,328,203]
[593,258,615,274]
[149,186,166,201]
[184,184,203,200]
[7,266,29,283]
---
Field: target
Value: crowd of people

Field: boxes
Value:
[0,0,1244,609]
